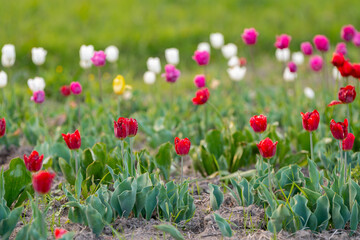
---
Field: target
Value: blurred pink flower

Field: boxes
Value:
[193,74,206,88]
[242,28,259,45]
[309,55,323,72]
[91,51,106,67]
[192,50,210,66]
[335,42,347,56]
[162,64,181,83]
[313,35,329,52]
[70,81,82,95]
[300,42,313,55]
[341,25,356,41]
[353,32,360,47]
[274,34,291,49]
[31,90,45,104]
[288,62,297,73]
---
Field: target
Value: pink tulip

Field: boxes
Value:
[162,64,180,83]
[309,55,323,72]
[300,42,313,55]
[192,50,210,66]
[341,25,356,42]
[353,32,360,47]
[31,90,45,104]
[242,28,259,45]
[274,34,291,49]
[335,42,347,56]
[193,74,206,88]
[91,51,106,67]
[288,62,297,73]
[313,35,329,52]
[70,81,82,95]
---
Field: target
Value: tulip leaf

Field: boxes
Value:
[314,195,330,231]
[59,157,76,185]
[154,224,185,240]
[85,205,105,236]
[75,171,83,200]
[209,184,223,211]
[154,142,172,180]
[350,201,359,231]
[145,187,159,220]
[51,142,71,162]
[205,129,224,159]
[213,213,233,237]
[291,194,311,228]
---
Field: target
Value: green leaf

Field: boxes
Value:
[75,171,83,200]
[209,184,223,211]
[267,204,292,233]
[118,178,137,217]
[51,143,71,162]
[205,130,224,159]
[59,157,76,185]
[154,142,172,180]
[291,194,311,228]
[0,206,23,240]
[86,161,104,183]
[200,145,218,175]
[85,205,105,236]
[154,224,185,240]
[314,195,330,231]
[145,187,159,220]
[350,201,359,231]
[213,213,233,237]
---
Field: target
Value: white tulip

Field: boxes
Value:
[228,56,239,67]
[146,57,161,74]
[143,71,156,85]
[221,43,237,59]
[227,66,246,81]
[0,71,7,88]
[197,42,211,53]
[27,77,45,92]
[31,47,47,66]
[292,52,304,65]
[283,67,297,82]
[79,60,92,69]
[1,44,16,67]
[105,45,119,63]
[165,48,179,65]
[123,90,132,100]
[304,87,315,99]
[332,67,343,80]
[210,33,224,49]
[275,48,290,62]
[79,45,94,61]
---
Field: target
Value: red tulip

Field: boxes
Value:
[55,228,68,239]
[0,118,5,138]
[342,133,355,151]
[331,52,345,67]
[32,171,55,194]
[351,63,360,78]
[300,110,320,132]
[239,57,247,67]
[24,150,43,172]
[257,138,278,159]
[338,85,356,103]
[60,85,71,96]
[338,61,353,77]
[192,88,210,105]
[330,119,348,140]
[62,129,81,150]
[114,117,129,140]
[128,118,138,137]
[249,115,267,133]
[174,137,191,156]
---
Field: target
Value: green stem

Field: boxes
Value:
[310,131,314,161]
[181,156,184,185]
[129,137,135,176]
[267,158,272,193]
[98,68,102,102]
[120,140,127,177]
[117,95,121,116]
[348,104,352,133]
[74,150,79,176]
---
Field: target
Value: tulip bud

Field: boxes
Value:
[24,150,43,172]
[313,35,330,52]
[146,57,161,74]
[335,42,347,56]
[275,48,290,62]
[309,55,323,72]
[192,50,210,66]
[165,48,179,65]
[257,138,278,159]
[113,75,126,95]
[1,44,16,67]
[31,90,45,104]
[31,47,47,66]
[342,133,355,151]
[0,71,7,88]
[221,43,237,59]
[62,130,81,150]
[128,118,138,137]
[162,64,180,83]
[28,77,45,92]
[338,61,353,77]
[338,85,356,103]
[330,119,348,140]
[105,45,119,63]
[301,42,313,55]
[60,85,71,96]
[341,25,356,42]
[91,51,106,67]
[192,88,210,105]
[143,71,156,85]
[32,170,55,194]
[352,64,360,78]
[70,82,82,95]
[210,33,224,49]
[274,34,291,49]
[331,52,345,67]
[193,74,206,88]
[174,137,191,156]
[300,110,320,132]
[55,228,68,239]
[227,66,246,81]
[242,28,259,45]
[79,45,94,69]
[114,117,129,140]
[249,115,267,133]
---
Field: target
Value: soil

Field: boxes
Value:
[0,145,33,170]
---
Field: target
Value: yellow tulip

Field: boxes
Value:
[113,75,126,95]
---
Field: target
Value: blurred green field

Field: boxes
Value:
[1,0,360,73]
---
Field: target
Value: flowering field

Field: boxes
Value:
[2,1,360,240]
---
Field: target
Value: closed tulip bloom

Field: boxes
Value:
[31,90,45,104]
[114,117,129,140]
[257,138,278,159]
[242,28,259,45]
[353,32,360,47]
[192,50,210,66]
[70,81,82,95]
[309,55,323,72]
[192,88,210,105]
[227,66,246,81]
[0,71,7,88]
[143,71,156,85]
[146,57,161,74]
[31,47,47,66]
[0,118,5,137]
[113,75,126,95]
[301,42,313,55]
[292,52,304,65]
[174,137,191,156]
[79,45,94,69]
[288,62,297,73]
[313,35,330,52]
[228,56,240,67]
[341,25,356,41]
[249,115,267,133]
[55,228,68,239]
[28,77,45,92]
[194,74,206,88]
[330,119,348,140]
[352,64,360,78]
[338,85,356,103]
[331,52,345,67]
[210,33,224,49]
[91,50,106,67]
[275,48,290,62]
[60,85,71,96]
[105,45,119,63]
[283,67,297,82]
[197,42,210,53]
[162,64,180,83]
[335,42,347,56]
[274,34,291,49]
[221,43,237,59]
[32,170,55,194]
[80,60,92,69]
[165,48,179,65]
[338,61,353,77]
[300,110,320,132]
[128,118,138,137]
[62,130,81,150]
[342,133,355,151]
[24,150,43,172]
[304,87,315,99]
[1,44,15,67]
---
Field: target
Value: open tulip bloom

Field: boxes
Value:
[175,137,191,184]
[62,129,81,175]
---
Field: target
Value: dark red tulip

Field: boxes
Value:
[60,85,71,96]
[174,137,191,156]
[330,119,348,140]
[0,118,5,138]
[24,150,43,172]
[62,129,81,150]
[331,52,345,67]
[128,118,138,137]
[300,110,320,132]
[257,138,278,159]
[342,133,355,151]
[338,85,356,103]
[114,117,129,140]
[32,171,55,194]
[55,228,68,239]
[249,114,267,133]
[192,88,210,105]
[338,61,353,77]
[351,63,360,78]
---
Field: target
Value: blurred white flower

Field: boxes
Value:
[210,33,224,49]
[0,71,7,88]
[79,60,92,69]
[304,87,315,99]
[228,56,239,67]
[292,52,304,65]
[143,71,156,85]
[332,67,343,80]
[123,89,132,100]
[105,45,119,63]
[227,66,246,81]
[197,42,210,53]
[283,67,297,82]
[275,48,290,62]
[31,47,47,66]
[1,44,16,67]
[79,45,94,69]
[222,43,237,59]
[146,57,161,74]
[165,48,179,65]
[28,77,45,92]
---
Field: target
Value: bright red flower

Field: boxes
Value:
[55,228,68,239]
[300,110,320,132]
[60,85,71,96]
[32,171,55,194]
[239,57,247,67]
[338,61,353,77]
[24,150,43,172]
[351,63,360,78]
[192,88,210,105]
[257,138,278,159]
[249,115,267,133]
[331,52,345,67]
[0,118,5,138]
[62,130,81,150]
[174,137,191,156]
[342,133,355,151]
[114,117,129,140]
[338,85,356,103]
[128,118,138,137]
[330,119,348,140]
